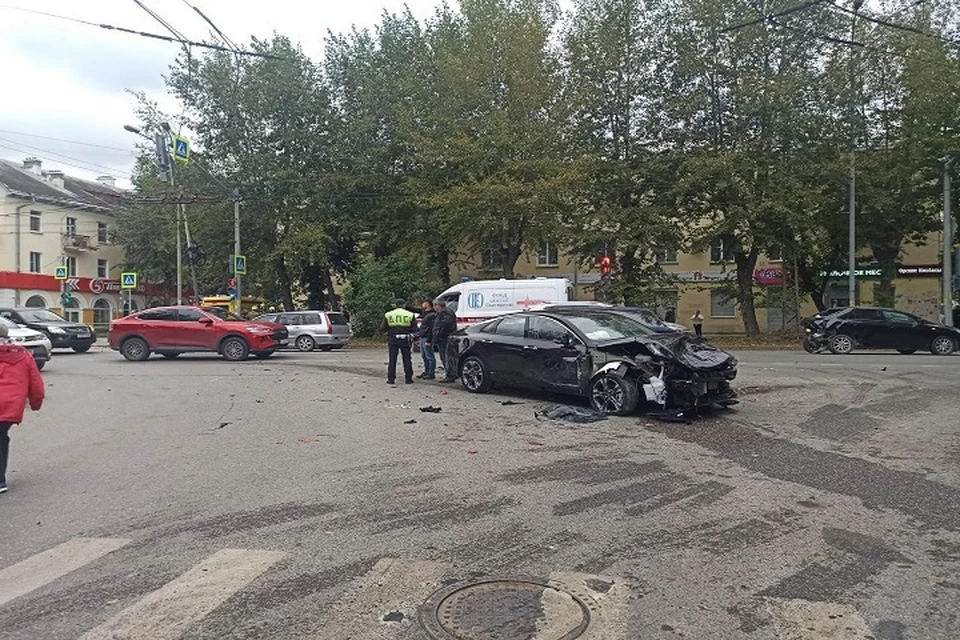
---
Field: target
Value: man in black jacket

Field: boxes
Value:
[417,300,437,380]
[433,300,458,383]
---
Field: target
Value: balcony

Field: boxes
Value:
[62,233,93,252]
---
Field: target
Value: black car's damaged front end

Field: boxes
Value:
[590,334,738,416]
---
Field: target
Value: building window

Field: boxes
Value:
[710,237,735,263]
[25,295,47,308]
[710,289,736,318]
[97,222,109,243]
[536,242,559,267]
[65,256,77,277]
[97,259,108,278]
[481,248,503,271]
[29,252,42,273]
[656,248,678,264]
[29,210,41,232]
[66,217,77,235]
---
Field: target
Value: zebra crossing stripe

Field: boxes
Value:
[0,537,130,607]
[310,558,448,639]
[79,548,285,640]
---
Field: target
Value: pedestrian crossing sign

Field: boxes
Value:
[54,266,67,280]
[121,272,138,289]
[173,136,190,163]
[234,254,247,275]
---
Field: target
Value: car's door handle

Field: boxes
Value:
[480,339,493,344]
[523,345,539,350]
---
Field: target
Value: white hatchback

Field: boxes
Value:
[0,316,53,370]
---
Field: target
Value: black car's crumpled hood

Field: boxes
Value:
[594,334,735,371]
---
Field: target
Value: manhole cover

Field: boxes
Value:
[420,578,591,640]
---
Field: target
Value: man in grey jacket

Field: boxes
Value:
[433,300,458,383]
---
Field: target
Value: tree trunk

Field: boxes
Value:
[735,248,761,336]
[324,268,340,310]
[795,261,827,312]
[871,245,899,308]
[431,247,451,285]
[502,246,522,279]
[303,263,326,310]
[275,255,295,311]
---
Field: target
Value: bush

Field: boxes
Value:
[343,256,444,336]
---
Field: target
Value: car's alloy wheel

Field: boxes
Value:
[221,337,249,361]
[121,337,150,362]
[460,356,491,393]
[295,335,315,352]
[590,374,640,416]
[931,336,956,356]
[828,334,854,355]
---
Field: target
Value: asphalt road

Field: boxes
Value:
[1,346,958,639]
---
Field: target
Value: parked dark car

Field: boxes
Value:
[809,306,960,355]
[447,310,737,416]
[0,307,96,352]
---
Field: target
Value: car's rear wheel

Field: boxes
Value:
[253,351,274,359]
[828,334,855,355]
[295,335,315,352]
[121,337,151,362]
[896,348,917,355]
[221,336,250,361]
[35,360,46,371]
[930,336,956,356]
[460,355,492,393]
[73,344,91,353]
[590,374,640,416]
[160,352,180,359]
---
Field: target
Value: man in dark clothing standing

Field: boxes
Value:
[433,300,458,383]
[417,300,437,380]
[0,323,45,494]
[379,299,418,385]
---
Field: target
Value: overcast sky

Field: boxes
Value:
[0,0,447,188]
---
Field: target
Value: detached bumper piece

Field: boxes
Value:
[654,377,738,423]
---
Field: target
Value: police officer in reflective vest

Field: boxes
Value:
[380,298,418,384]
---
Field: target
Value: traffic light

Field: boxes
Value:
[600,255,612,275]
[227,278,238,299]
[60,291,73,305]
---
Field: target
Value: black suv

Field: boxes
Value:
[0,308,97,352]
[809,306,960,356]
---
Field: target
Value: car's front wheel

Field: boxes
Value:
[295,335,315,352]
[35,360,45,371]
[121,337,151,362]
[930,335,956,356]
[590,374,640,416]
[73,344,92,353]
[460,355,492,393]
[221,336,250,361]
[828,334,855,355]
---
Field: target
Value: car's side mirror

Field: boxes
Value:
[554,334,574,347]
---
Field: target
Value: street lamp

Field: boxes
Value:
[847,0,865,308]
[124,124,182,305]
[943,157,955,325]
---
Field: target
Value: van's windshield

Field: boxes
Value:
[438,293,460,313]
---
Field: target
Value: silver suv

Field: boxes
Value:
[253,311,352,352]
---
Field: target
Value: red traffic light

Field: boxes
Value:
[228,278,236,287]
[600,256,612,275]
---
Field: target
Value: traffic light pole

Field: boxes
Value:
[233,189,241,315]
[944,158,955,325]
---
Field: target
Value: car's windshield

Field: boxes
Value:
[563,312,652,341]
[18,309,65,323]
[202,307,240,321]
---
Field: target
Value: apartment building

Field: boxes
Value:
[0,158,153,331]
[451,238,945,334]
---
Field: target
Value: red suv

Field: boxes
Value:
[108,306,288,361]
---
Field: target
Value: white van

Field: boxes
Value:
[435,278,571,327]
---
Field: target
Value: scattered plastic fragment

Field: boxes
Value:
[299,437,318,443]
[500,400,525,406]
[467,450,478,454]
[536,404,607,424]
[439,390,448,395]
[420,406,442,413]
[404,419,417,424]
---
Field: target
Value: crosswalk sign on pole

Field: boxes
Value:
[54,266,67,280]
[234,255,247,275]
[173,136,190,163]
[121,272,138,289]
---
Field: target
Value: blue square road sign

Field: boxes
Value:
[121,272,138,289]
[54,266,68,280]
[234,255,247,275]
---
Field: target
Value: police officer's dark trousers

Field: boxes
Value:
[388,341,413,384]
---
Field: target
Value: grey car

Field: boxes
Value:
[253,311,352,352]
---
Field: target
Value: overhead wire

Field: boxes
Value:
[721,0,831,33]
[826,1,960,46]
[0,4,290,60]
[0,129,137,152]
[0,141,134,178]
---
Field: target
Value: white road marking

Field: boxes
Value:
[767,598,873,639]
[549,571,630,640]
[310,557,448,639]
[0,537,130,607]
[79,547,285,640]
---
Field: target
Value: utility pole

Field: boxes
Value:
[847,0,864,307]
[943,157,955,325]
[233,188,241,314]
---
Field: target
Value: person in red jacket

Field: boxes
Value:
[0,323,45,494]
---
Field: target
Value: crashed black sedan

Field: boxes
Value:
[447,310,737,416]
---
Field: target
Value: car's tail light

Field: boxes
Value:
[327,322,333,334]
